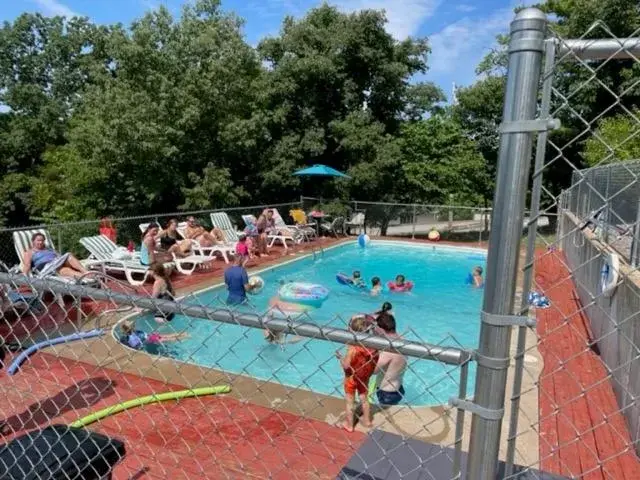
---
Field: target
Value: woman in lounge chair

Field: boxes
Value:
[141,223,180,266]
[22,233,88,279]
[159,219,192,256]
[183,216,225,247]
[255,210,276,256]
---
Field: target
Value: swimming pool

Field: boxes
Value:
[130,241,485,406]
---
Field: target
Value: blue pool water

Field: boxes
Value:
[131,241,486,406]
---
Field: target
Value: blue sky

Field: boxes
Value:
[2,0,525,102]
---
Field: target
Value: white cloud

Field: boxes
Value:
[332,0,443,39]
[455,4,476,13]
[32,0,79,18]
[428,6,513,78]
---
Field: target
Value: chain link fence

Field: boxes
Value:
[564,161,640,263]
[2,7,640,480]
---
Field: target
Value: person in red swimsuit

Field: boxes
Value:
[336,315,379,432]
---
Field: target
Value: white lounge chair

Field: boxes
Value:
[80,235,171,286]
[175,221,233,263]
[345,212,365,235]
[271,208,314,242]
[12,229,97,304]
[210,212,242,247]
[242,214,297,250]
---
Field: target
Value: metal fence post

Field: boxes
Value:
[411,204,417,239]
[465,8,547,479]
[504,36,556,476]
[631,198,640,267]
[448,194,454,231]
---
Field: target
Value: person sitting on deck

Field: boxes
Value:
[22,233,88,279]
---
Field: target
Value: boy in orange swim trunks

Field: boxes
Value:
[336,315,379,432]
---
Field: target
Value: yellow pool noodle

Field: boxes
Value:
[70,386,231,428]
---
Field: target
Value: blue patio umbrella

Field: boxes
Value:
[292,164,351,179]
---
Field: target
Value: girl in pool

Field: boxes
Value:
[370,277,382,296]
[336,315,379,432]
[150,262,176,323]
[387,274,413,292]
[471,266,484,288]
[120,321,188,350]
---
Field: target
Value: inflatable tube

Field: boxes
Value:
[268,300,314,319]
[69,386,231,428]
[7,329,104,376]
[387,281,413,292]
[336,273,367,290]
[465,273,474,285]
[279,282,329,307]
[600,251,620,298]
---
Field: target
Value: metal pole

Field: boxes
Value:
[504,37,556,476]
[0,273,471,365]
[448,194,454,231]
[630,198,640,268]
[556,38,640,60]
[452,360,469,479]
[411,204,417,239]
[465,8,546,480]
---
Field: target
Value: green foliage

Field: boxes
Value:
[0,1,481,229]
[399,116,486,205]
[584,112,640,166]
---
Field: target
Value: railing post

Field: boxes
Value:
[630,198,640,268]
[411,204,417,239]
[448,194,454,231]
[466,8,547,480]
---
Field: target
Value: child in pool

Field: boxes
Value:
[150,262,176,323]
[351,270,366,288]
[120,321,188,350]
[472,266,484,288]
[388,274,412,291]
[336,315,379,432]
[370,277,382,296]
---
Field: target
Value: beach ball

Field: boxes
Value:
[427,229,441,242]
[358,234,370,248]
[248,276,265,295]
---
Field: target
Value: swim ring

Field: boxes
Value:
[336,273,367,290]
[465,273,474,285]
[387,281,413,292]
[279,282,329,307]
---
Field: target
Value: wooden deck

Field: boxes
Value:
[535,250,640,479]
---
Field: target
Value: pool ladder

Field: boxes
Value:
[311,245,325,261]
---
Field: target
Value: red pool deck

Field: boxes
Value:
[1,353,366,479]
[535,250,640,479]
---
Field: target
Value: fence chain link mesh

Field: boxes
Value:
[502,12,640,480]
[2,8,640,480]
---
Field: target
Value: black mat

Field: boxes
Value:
[0,425,126,479]
[338,430,569,480]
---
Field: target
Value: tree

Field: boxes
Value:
[399,116,486,206]
[29,1,261,219]
[0,13,111,224]
[583,111,640,167]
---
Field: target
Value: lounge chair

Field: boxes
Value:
[242,213,298,250]
[174,221,233,263]
[80,235,171,286]
[320,216,345,237]
[345,211,365,235]
[12,229,99,291]
[271,208,315,241]
[0,261,42,316]
[210,212,242,247]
